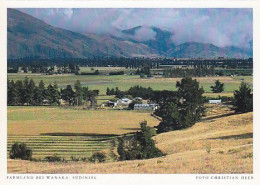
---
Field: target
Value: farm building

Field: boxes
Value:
[106,101,117,107]
[133,97,143,101]
[209,100,222,104]
[117,98,133,106]
[134,104,159,111]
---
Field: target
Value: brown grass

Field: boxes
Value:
[8,107,159,136]
[7,107,253,174]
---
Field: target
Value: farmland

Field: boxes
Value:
[7,73,252,96]
[8,106,159,160]
[8,106,253,173]
[7,69,253,173]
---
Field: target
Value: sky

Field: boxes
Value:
[18,8,253,48]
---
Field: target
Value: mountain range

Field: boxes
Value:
[7,9,252,60]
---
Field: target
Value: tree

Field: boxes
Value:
[36,80,46,105]
[176,77,205,123]
[127,85,153,99]
[128,99,142,110]
[106,87,111,95]
[27,79,36,105]
[211,80,224,93]
[7,80,19,105]
[117,121,164,160]
[88,152,106,163]
[61,85,75,106]
[74,80,83,106]
[155,77,205,133]
[233,82,253,113]
[9,142,32,160]
[155,102,180,132]
[46,82,60,105]
[82,87,98,107]
[22,77,30,105]
[15,80,24,105]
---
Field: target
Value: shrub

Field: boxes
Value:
[81,157,87,162]
[109,71,124,75]
[88,152,106,163]
[9,142,32,160]
[140,73,146,78]
[70,156,80,162]
[205,146,211,154]
[45,154,62,162]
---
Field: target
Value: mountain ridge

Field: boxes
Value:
[8,9,252,60]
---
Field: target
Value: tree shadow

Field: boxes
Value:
[202,112,236,122]
[121,128,140,131]
[207,133,253,140]
[40,133,119,137]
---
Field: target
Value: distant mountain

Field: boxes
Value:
[8,9,159,59]
[8,9,252,60]
[168,42,251,58]
[121,26,175,54]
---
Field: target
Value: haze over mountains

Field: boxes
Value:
[8,9,252,60]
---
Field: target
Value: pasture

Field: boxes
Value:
[8,108,253,173]
[8,106,159,136]
[7,73,252,96]
[7,106,159,160]
[7,135,114,161]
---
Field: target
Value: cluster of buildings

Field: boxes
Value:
[103,97,159,111]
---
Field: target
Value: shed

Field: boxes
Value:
[209,100,222,104]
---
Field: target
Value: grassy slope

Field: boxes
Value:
[8,109,253,173]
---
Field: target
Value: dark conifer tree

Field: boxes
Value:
[211,80,224,93]
[38,80,46,105]
[7,80,19,105]
[15,80,24,105]
[74,80,83,106]
[61,85,75,106]
[233,82,253,113]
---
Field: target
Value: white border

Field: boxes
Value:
[0,1,260,185]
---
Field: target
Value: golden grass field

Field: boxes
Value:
[8,107,159,136]
[8,104,253,174]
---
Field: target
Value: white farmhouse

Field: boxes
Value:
[209,100,222,104]
[117,98,133,106]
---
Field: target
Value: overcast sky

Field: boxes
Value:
[17,8,253,48]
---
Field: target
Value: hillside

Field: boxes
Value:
[8,9,252,60]
[8,108,253,173]
[7,9,158,59]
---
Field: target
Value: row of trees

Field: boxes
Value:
[107,86,154,100]
[7,78,99,106]
[61,81,99,106]
[8,78,60,106]
[8,57,253,71]
[164,66,215,78]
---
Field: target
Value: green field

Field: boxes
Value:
[7,73,252,96]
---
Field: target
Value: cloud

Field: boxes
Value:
[17,8,252,48]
